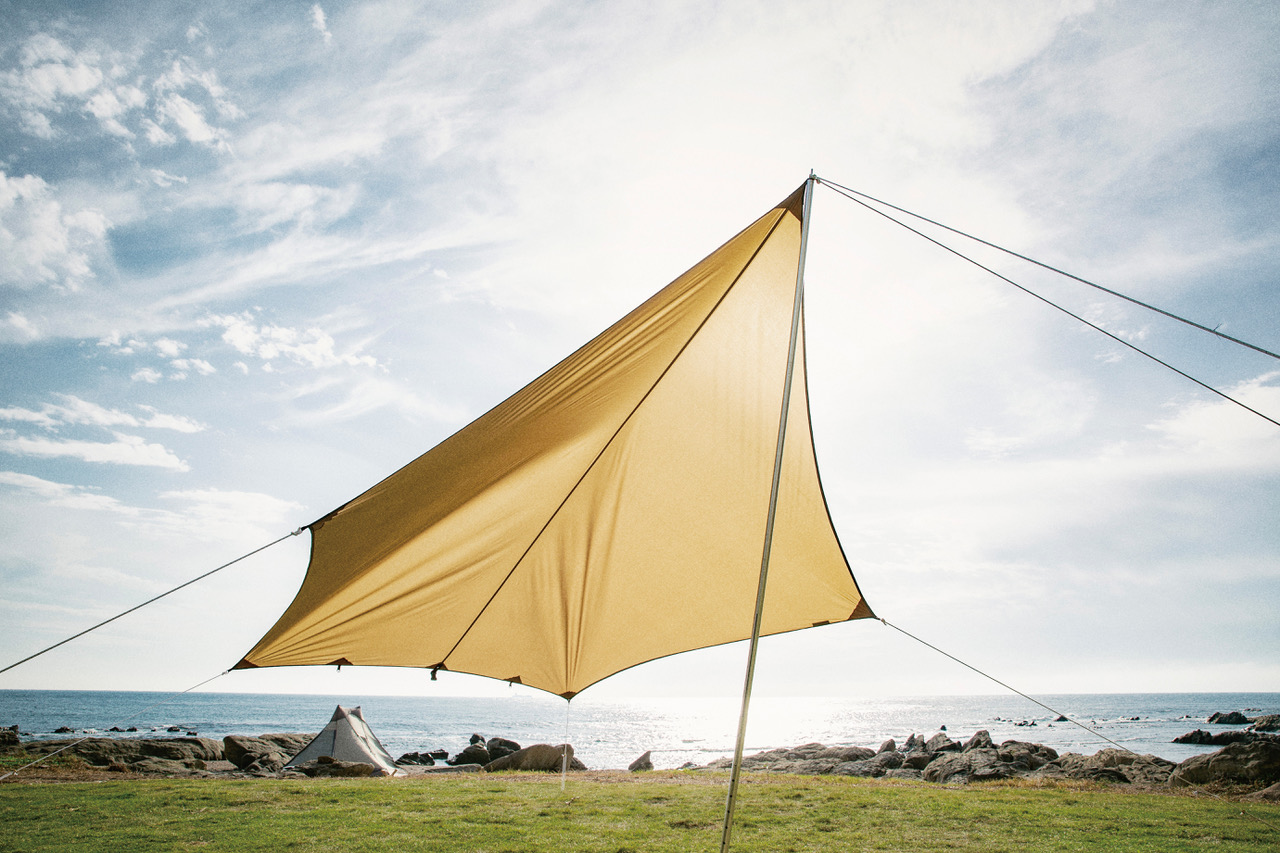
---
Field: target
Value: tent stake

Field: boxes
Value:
[719,173,816,853]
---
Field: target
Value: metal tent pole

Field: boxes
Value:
[719,172,816,853]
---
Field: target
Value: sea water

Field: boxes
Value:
[1,690,1275,770]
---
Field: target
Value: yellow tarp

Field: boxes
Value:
[236,184,873,697]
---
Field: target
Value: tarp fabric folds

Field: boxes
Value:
[237,184,873,697]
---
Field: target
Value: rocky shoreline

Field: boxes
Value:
[4,710,1278,796]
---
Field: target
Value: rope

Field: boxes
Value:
[878,618,1279,832]
[817,178,1280,362]
[0,670,229,781]
[817,181,1280,430]
[0,528,305,677]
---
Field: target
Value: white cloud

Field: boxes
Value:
[0,395,207,434]
[203,312,380,370]
[169,357,216,377]
[0,471,134,513]
[154,337,186,357]
[0,431,189,471]
[131,367,162,383]
[3,312,40,341]
[311,5,334,46]
[0,171,111,290]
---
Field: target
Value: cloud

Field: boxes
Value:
[131,367,162,383]
[0,395,206,434]
[0,431,189,471]
[3,312,40,341]
[0,471,134,513]
[311,5,334,46]
[203,312,380,370]
[154,338,186,357]
[0,171,111,290]
[168,358,216,379]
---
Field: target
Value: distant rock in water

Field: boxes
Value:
[1207,711,1249,725]
[1248,715,1280,733]
[628,750,653,772]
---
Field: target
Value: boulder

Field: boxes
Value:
[1207,711,1249,725]
[1243,782,1280,802]
[1169,741,1280,787]
[628,751,653,772]
[1048,749,1174,785]
[396,752,436,766]
[448,744,491,766]
[428,749,449,760]
[923,749,1016,784]
[831,750,905,778]
[291,755,378,777]
[1248,715,1280,733]
[224,735,288,770]
[1173,729,1256,746]
[902,734,926,753]
[0,728,19,749]
[996,741,1056,771]
[469,733,486,745]
[925,733,959,753]
[962,731,994,752]
[877,738,896,754]
[484,743,577,772]
[24,737,222,766]
[486,737,521,761]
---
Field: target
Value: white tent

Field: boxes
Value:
[286,705,402,777]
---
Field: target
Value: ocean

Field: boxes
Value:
[1,690,1275,771]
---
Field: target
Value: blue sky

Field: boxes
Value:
[1,0,1277,700]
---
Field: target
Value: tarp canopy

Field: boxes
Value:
[286,705,401,776]
[236,184,873,698]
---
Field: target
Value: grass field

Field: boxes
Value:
[2,771,1277,852]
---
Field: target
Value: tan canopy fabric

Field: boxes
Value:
[236,184,873,698]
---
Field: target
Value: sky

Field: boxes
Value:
[1,0,1277,703]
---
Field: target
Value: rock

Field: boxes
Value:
[831,750,905,778]
[291,756,378,777]
[1248,715,1280,733]
[1054,715,1068,723]
[224,735,287,770]
[1048,749,1174,785]
[628,751,653,772]
[962,731,994,752]
[0,728,19,749]
[486,737,521,761]
[902,752,937,770]
[397,752,436,766]
[1173,729,1259,746]
[428,749,448,760]
[1169,741,1280,787]
[167,726,181,733]
[877,738,896,754]
[108,727,124,733]
[55,726,74,734]
[923,749,1016,784]
[245,755,285,775]
[996,741,1057,771]
[484,743,578,772]
[469,733,486,745]
[1207,711,1249,725]
[925,733,958,753]
[1243,782,1280,802]
[448,744,491,766]
[24,737,223,766]
[902,734,926,753]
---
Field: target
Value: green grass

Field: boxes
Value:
[1,773,1276,852]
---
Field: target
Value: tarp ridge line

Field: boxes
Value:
[817,177,1280,362]
[821,180,1280,430]
[436,201,802,689]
